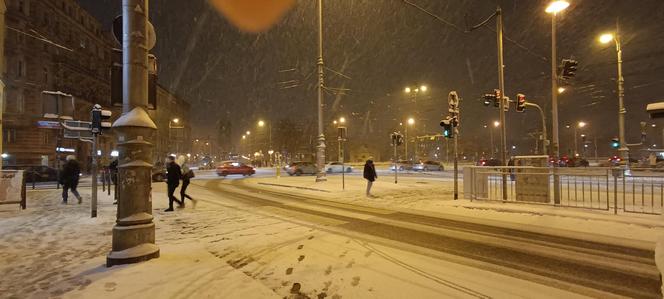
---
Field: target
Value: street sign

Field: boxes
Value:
[62,120,92,139]
[36,121,61,129]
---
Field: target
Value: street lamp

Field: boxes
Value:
[546,0,569,206]
[557,87,566,94]
[487,121,500,157]
[169,118,185,155]
[598,28,627,162]
[574,121,587,157]
[172,118,179,124]
[339,117,346,124]
[258,120,265,127]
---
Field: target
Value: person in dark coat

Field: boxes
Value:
[61,155,82,204]
[363,159,378,197]
[178,156,196,205]
[165,155,183,211]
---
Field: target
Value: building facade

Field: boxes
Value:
[150,84,191,163]
[2,0,113,169]
[1,0,191,170]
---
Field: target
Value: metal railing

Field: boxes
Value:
[466,166,664,215]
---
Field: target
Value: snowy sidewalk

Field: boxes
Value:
[1,183,597,298]
[245,175,664,248]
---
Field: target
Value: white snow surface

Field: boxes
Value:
[0,182,596,298]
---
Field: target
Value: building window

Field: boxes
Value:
[3,129,17,144]
[42,131,50,145]
[17,59,25,77]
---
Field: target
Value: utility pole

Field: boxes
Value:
[315,0,327,182]
[0,0,5,167]
[615,20,628,165]
[525,102,548,155]
[107,0,159,267]
[496,7,508,201]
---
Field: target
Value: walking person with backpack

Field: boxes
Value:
[178,155,196,206]
[61,155,83,204]
[363,159,378,197]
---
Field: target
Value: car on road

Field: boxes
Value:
[413,160,444,171]
[216,161,255,177]
[284,161,317,176]
[23,166,58,183]
[390,160,414,171]
[325,162,352,173]
[477,158,502,166]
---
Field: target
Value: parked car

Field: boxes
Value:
[152,167,167,182]
[413,160,444,171]
[477,158,502,166]
[284,161,317,176]
[216,161,255,177]
[390,160,414,171]
[325,162,353,173]
[24,166,58,183]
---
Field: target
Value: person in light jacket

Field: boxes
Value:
[363,159,377,197]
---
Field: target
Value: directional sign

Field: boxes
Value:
[36,121,61,129]
[62,120,92,139]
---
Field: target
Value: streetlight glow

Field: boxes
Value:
[545,0,570,14]
[578,121,587,128]
[407,118,415,125]
[246,131,251,135]
[420,85,427,92]
[493,121,500,127]
[242,135,246,139]
[404,87,411,93]
[599,33,614,44]
[172,118,180,124]
[558,87,566,94]
[339,117,346,124]
[258,120,265,127]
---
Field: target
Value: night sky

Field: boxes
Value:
[78,0,664,157]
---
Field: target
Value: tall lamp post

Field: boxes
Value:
[574,121,587,157]
[404,118,415,161]
[315,0,327,182]
[168,118,184,154]
[546,0,570,205]
[108,0,159,266]
[598,29,627,162]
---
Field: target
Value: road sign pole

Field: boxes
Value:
[91,134,98,218]
[394,138,398,184]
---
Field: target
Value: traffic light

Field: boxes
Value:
[483,93,495,106]
[440,118,454,138]
[448,91,460,127]
[91,104,112,135]
[111,49,158,110]
[610,137,620,149]
[516,93,526,112]
[494,89,501,108]
[391,132,404,146]
[560,59,578,80]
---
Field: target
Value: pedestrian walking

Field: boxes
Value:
[165,155,183,212]
[178,156,196,205]
[363,159,377,197]
[109,158,118,204]
[60,155,82,204]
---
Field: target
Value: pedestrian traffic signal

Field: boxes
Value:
[516,93,527,112]
[448,91,460,127]
[610,137,620,149]
[561,59,578,80]
[91,104,112,135]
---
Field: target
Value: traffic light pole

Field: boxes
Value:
[91,134,98,218]
[315,0,327,182]
[107,0,159,267]
[525,102,548,155]
[393,137,398,184]
[454,129,459,200]
[496,7,508,201]
[550,10,561,205]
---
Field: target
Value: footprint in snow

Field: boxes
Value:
[298,255,305,262]
[286,267,293,275]
[351,276,360,287]
[104,282,117,292]
[324,266,332,275]
[346,260,354,268]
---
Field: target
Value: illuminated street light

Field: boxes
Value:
[407,118,415,125]
[333,120,338,125]
[493,121,500,127]
[578,121,587,128]
[172,118,179,124]
[420,85,428,92]
[404,87,411,93]
[558,87,566,94]
[545,0,570,14]
[242,135,246,140]
[339,117,346,124]
[599,33,614,44]
[258,120,265,127]
[246,131,251,135]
